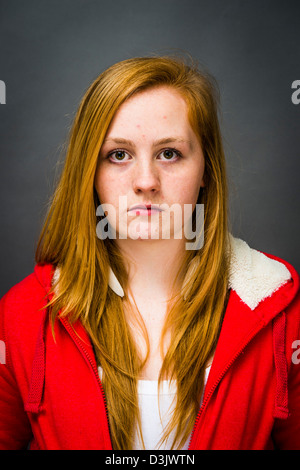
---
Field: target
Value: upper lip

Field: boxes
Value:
[128,203,163,211]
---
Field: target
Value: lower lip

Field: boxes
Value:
[129,208,162,216]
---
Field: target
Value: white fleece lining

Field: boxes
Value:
[228,235,291,310]
[52,235,292,311]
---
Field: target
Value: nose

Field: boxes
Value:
[132,159,161,195]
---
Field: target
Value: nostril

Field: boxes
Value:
[135,187,158,194]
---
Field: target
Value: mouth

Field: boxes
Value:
[128,204,163,216]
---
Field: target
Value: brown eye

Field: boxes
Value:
[115,151,126,160]
[163,150,174,159]
[163,150,176,160]
[159,149,181,161]
[109,150,130,162]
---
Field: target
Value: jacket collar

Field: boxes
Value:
[36,234,295,312]
[228,235,292,310]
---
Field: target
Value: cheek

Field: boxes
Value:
[172,158,204,204]
[172,175,202,206]
[94,167,118,204]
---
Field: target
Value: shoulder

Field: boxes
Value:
[228,235,299,312]
[1,263,54,312]
[0,264,55,344]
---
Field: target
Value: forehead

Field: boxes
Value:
[105,86,193,139]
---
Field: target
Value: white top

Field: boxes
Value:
[98,365,211,450]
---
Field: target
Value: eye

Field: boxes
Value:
[158,148,182,161]
[108,150,131,162]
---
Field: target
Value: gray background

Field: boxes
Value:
[0,0,299,298]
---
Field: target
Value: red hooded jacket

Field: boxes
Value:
[0,237,300,450]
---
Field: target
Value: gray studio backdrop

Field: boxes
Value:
[0,0,299,297]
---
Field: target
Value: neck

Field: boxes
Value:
[116,238,186,300]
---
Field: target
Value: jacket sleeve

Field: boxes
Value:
[272,291,300,450]
[0,293,32,450]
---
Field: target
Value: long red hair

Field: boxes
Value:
[36,55,230,449]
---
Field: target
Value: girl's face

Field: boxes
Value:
[94,86,205,243]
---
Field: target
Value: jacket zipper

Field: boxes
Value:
[188,320,264,449]
[59,317,112,448]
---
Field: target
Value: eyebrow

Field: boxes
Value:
[103,137,193,149]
